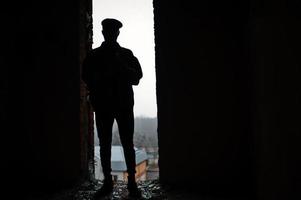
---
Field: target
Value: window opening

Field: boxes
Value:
[92,0,158,181]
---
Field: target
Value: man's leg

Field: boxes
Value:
[95,110,114,181]
[116,108,141,197]
[116,108,136,178]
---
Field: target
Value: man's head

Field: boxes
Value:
[101,18,123,42]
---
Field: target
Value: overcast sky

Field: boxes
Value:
[92,0,157,118]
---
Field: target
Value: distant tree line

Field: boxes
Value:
[94,117,158,148]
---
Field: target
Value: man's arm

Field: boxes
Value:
[121,50,143,85]
[128,55,142,85]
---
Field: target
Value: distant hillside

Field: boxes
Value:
[94,117,158,148]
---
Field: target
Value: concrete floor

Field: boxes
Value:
[26,179,250,200]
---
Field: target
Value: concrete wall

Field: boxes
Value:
[1,0,89,195]
[154,0,300,199]
[250,1,301,199]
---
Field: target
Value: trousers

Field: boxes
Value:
[95,107,136,179]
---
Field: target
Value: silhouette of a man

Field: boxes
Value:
[82,18,143,198]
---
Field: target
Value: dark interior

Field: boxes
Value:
[1,0,300,199]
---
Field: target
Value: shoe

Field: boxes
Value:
[127,182,142,198]
[94,179,114,199]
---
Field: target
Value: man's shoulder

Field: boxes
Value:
[119,47,133,55]
[90,46,103,54]
[85,47,104,60]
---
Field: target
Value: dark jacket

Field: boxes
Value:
[82,42,143,110]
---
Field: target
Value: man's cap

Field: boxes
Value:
[101,18,123,31]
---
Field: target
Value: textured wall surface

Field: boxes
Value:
[154,0,300,199]
[154,0,253,197]
[249,1,301,199]
[1,0,86,195]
